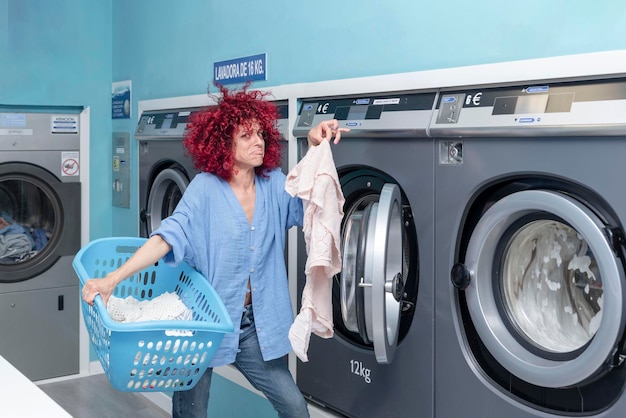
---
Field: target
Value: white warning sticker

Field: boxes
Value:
[61,151,80,176]
[51,115,79,134]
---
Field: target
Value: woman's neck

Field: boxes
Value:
[228,168,256,191]
[228,168,256,224]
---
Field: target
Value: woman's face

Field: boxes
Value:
[232,120,265,171]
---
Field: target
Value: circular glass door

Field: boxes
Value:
[366,183,403,363]
[341,206,367,335]
[463,189,625,388]
[340,182,405,364]
[146,166,189,235]
[0,164,68,282]
[501,219,602,354]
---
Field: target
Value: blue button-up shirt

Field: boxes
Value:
[152,168,303,366]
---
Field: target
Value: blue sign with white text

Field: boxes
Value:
[112,80,132,119]
[214,53,267,85]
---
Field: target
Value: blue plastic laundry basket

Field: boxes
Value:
[72,237,234,392]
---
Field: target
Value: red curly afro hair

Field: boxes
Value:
[183,83,282,181]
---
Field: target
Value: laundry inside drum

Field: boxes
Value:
[0,178,54,264]
[501,219,603,353]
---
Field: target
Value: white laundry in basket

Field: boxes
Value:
[107,292,194,336]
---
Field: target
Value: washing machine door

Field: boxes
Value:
[145,166,189,235]
[0,162,80,282]
[341,183,404,363]
[461,189,625,388]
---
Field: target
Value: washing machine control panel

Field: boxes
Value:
[136,102,289,141]
[294,92,437,138]
[0,112,80,151]
[430,77,626,136]
[135,107,204,139]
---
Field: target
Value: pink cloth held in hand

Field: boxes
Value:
[285,140,345,362]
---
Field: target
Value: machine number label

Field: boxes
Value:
[350,359,372,384]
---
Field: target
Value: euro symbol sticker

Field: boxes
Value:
[472,92,483,106]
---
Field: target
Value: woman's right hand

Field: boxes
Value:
[81,274,117,307]
[307,119,350,146]
[80,234,173,307]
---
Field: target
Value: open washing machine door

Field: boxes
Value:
[453,189,626,388]
[340,183,404,364]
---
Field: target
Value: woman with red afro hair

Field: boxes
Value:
[183,83,283,181]
[81,83,348,418]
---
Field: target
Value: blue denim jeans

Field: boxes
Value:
[172,304,310,418]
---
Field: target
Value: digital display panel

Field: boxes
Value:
[335,105,383,121]
[160,116,173,130]
[515,95,549,114]
[545,93,575,113]
[492,93,574,115]
[347,106,367,120]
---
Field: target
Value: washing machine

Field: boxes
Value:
[292,91,436,417]
[136,106,204,238]
[0,110,81,380]
[136,102,290,238]
[432,77,626,417]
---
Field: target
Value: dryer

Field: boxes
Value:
[432,77,626,417]
[293,91,436,417]
[0,110,81,380]
[136,102,290,238]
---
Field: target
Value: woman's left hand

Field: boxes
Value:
[307,119,350,146]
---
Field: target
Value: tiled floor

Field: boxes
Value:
[39,374,170,418]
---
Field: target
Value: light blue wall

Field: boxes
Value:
[2,1,626,416]
[115,0,626,91]
[0,0,113,381]
[0,1,6,51]
[0,0,113,240]
[209,374,276,417]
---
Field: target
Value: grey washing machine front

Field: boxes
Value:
[0,111,81,380]
[432,78,626,417]
[293,92,436,417]
[136,107,203,238]
[136,102,289,238]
